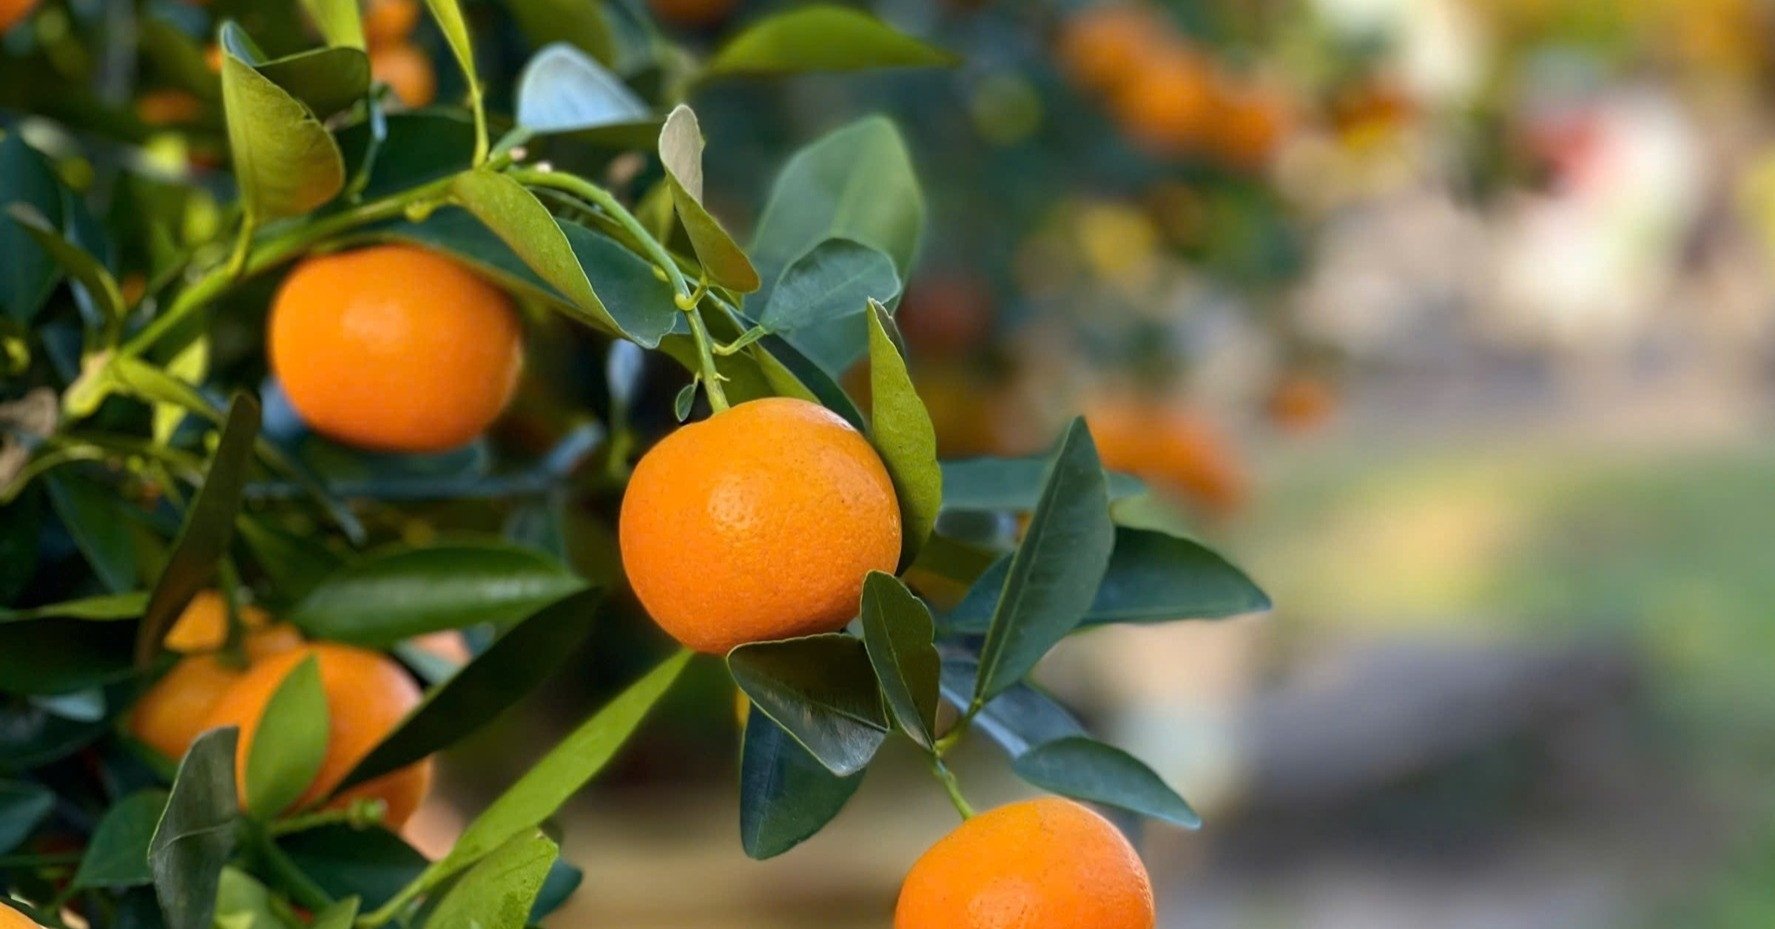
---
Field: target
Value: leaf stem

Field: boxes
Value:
[682,302,730,413]
[929,757,975,821]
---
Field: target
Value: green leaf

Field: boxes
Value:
[6,204,125,329]
[279,825,426,909]
[439,650,690,872]
[972,418,1115,705]
[1011,736,1201,829]
[528,858,582,922]
[507,0,617,67]
[658,105,759,292]
[243,655,328,820]
[866,302,939,563]
[673,381,697,421]
[427,831,558,929]
[421,0,482,103]
[299,0,366,49]
[0,591,148,622]
[309,895,360,929]
[945,527,1269,633]
[152,338,209,446]
[219,29,346,221]
[857,572,939,749]
[149,727,240,929]
[214,868,282,929]
[758,239,900,374]
[0,781,54,854]
[135,393,260,665]
[750,118,924,375]
[0,134,64,323]
[338,587,603,790]
[702,5,958,79]
[45,473,141,594]
[236,515,343,605]
[0,619,137,696]
[290,542,586,647]
[256,47,372,120]
[515,42,648,135]
[738,709,863,860]
[939,655,1082,758]
[727,634,888,777]
[939,456,1145,513]
[72,790,169,888]
[337,112,476,202]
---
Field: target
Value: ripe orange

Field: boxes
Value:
[1211,84,1290,169]
[1057,5,1166,95]
[1111,49,1216,156]
[363,0,420,48]
[896,797,1156,929]
[130,618,305,761]
[163,590,287,654]
[619,397,901,654]
[0,0,36,34]
[268,244,523,453]
[648,0,738,29]
[1088,398,1248,518]
[370,42,436,108]
[200,643,431,828]
[0,904,44,929]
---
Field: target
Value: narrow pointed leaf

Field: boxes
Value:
[1012,736,1200,829]
[728,634,888,776]
[857,572,939,748]
[244,655,329,820]
[299,0,365,49]
[421,0,480,96]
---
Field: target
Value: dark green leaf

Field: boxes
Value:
[0,134,64,323]
[0,781,54,854]
[280,825,426,909]
[866,302,939,563]
[244,655,328,820]
[0,699,111,772]
[1011,736,1200,829]
[336,112,476,202]
[6,204,125,327]
[0,619,137,695]
[136,394,260,664]
[857,572,939,749]
[0,491,42,603]
[45,473,141,593]
[256,47,372,120]
[739,709,863,860]
[658,105,759,292]
[73,790,169,888]
[236,515,342,605]
[702,5,958,78]
[973,418,1114,704]
[0,591,148,622]
[515,43,648,135]
[149,727,240,929]
[939,654,1083,758]
[219,27,346,220]
[507,0,616,66]
[728,634,888,777]
[339,587,602,790]
[427,830,558,929]
[291,542,585,646]
[758,239,899,372]
[939,457,1145,513]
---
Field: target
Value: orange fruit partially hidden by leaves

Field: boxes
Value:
[370,42,436,108]
[130,624,305,761]
[620,397,901,654]
[364,0,421,48]
[201,643,432,828]
[648,0,738,29]
[163,590,289,654]
[0,0,36,34]
[269,244,523,453]
[896,797,1156,929]
[0,904,45,929]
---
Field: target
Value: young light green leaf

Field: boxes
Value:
[0,781,54,854]
[244,655,329,820]
[422,0,480,100]
[866,302,939,563]
[739,709,863,860]
[338,587,603,790]
[290,542,587,647]
[6,204,125,329]
[972,418,1114,705]
[152,337,208,446]
[0,591,148,622]
[857,572,939,749]
[299,0,366,49]
[703,5,958,79]
[658,105,759,292]
[309,896,360,929]
[219,40,346,221]
[673,380,698,421]
[450,170,627,333]
[215,868,282,929]
[516,43,649,135]
[728,634,889,777]
[149,727,239,929]
[135,394,259,665]
[427,831,558,929]
[1011,736,1201,829]
[71,789,168,888]
[0,134,65,323]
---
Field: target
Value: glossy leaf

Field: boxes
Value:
[291,542,586,646]
[219,33,346,221]
[339,587,603,790]
[299,0,365,49]
[0,591,148,622]
[938,654,1083,758]
[659,105,759,292]
[0,781,53,854]
[136,394,260,664]
[703,5,958,78]
[972,418,1115,705]
[244,655,328,820]
[0,134,63,323]
[939,456,1145,513]
[1012,736,1201,829]
[858,572,939,749]
[6,204,124,327]
[739,709,863,860]
[516,43,648,135]
[73,790,169,888]
[148,727,239,929]
[728,634,889,776]
[758,239,900,373]
[866,302,940,563]
[427,830,558,929]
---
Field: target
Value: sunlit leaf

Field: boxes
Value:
[866,303,939,563]
[426,830,558,929]
[703,6,957,79]
[243,655,328,820]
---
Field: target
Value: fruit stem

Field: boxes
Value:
[930,757,976,821]
[682,301,731,413]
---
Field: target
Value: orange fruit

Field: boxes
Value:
[1057,5,1166,95]
[1266,373,1338,434]
[1111,49,1216,156]
[648,0,738,29]
[135,90,204,127]
[1088,398,1248,518]
[0,0,36,34]
[370,42,436,108]
[363,0,420,48]
[163,590,287,654]
[130,623,305,761]
[200,643,431,828]
[896,797,1155,929]
[1211,84,1290,170]
[0,905,44,929]
[619,397,902,654]
[268,244,523,453]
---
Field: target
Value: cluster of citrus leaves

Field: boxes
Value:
[1,1,1267,927]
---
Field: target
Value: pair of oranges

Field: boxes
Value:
[363,0,436,109]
